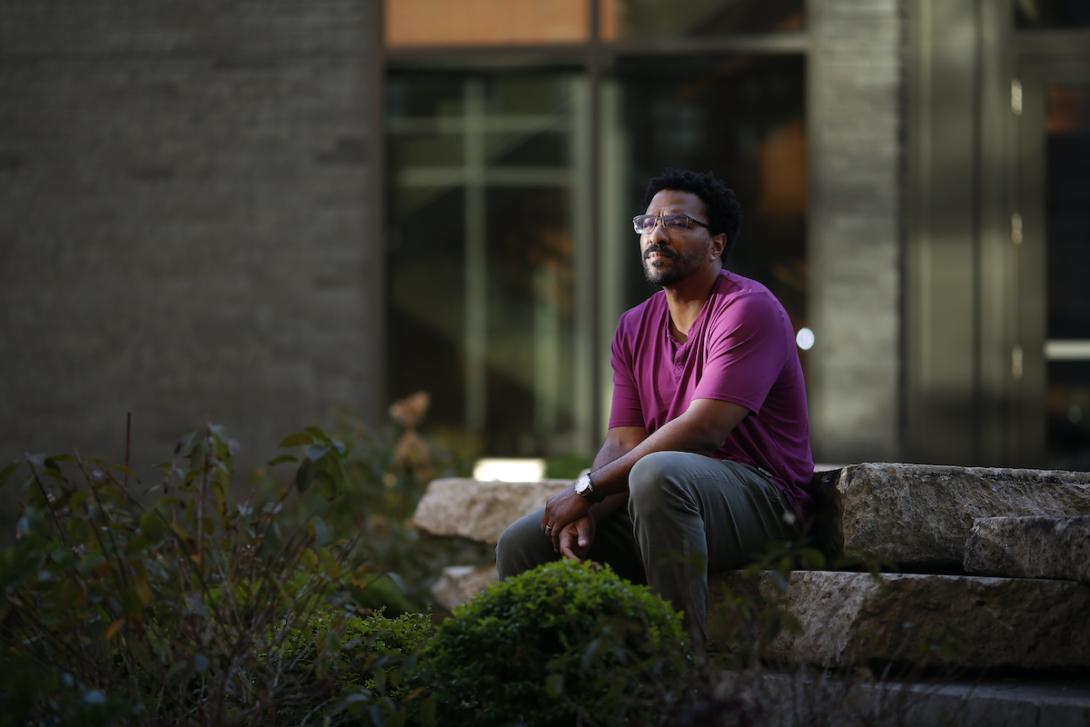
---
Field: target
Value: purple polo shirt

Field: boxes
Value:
[608,269,815,516]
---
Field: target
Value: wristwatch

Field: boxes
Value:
[574,471,604,503]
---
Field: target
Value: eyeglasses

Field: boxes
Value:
[632,213,711,235]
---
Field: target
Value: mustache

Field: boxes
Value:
[643,245,678,260]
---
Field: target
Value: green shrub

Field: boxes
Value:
[260,398,492,616]
[425,559,691,726]
[277,609,436,724]
[0,424,389,725]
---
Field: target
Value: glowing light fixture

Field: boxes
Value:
[473,458,546,482]
[796,327,815,351]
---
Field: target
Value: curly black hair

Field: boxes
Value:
[642,168,743,259]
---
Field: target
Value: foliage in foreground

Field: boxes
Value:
[0,396,967,726]
[0,419,439,725]
[424,559,692,727]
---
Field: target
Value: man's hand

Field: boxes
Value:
[543,487,591,552]
[558,516,595,560]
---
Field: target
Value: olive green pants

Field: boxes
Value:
[495,451,799,647]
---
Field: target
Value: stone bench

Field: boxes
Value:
[412,463,1090,671]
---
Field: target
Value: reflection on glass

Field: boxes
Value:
[1047,363,1090,470]
[600,0,805,39]
[1045,83,1090,467]
[386,72,583,456]
[602,55,807,331]
[385,0,588,46]
[1015,0,1090,28]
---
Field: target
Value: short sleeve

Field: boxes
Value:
[608,319,645,429]
[692,292,790,414]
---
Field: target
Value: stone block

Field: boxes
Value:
[964,515,1090,584]
[716,570,1090,670]
[813,464,1090,568]
[411,478,571,545]
[431,564,498,611]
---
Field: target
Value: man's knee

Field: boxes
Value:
[495,512,549,579]
[628,451,687,512]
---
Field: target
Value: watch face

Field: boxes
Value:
[575,475,591,496]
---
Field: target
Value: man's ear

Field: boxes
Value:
[711,233,727,260]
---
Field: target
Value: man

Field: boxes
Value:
[496,168,814,648]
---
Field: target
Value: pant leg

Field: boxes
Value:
[627,451,799,647]
[496,505,646,584]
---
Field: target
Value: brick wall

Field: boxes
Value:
[0,1,382,479]
[808,0,903,462]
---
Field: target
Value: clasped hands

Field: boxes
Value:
[542,487,595,560]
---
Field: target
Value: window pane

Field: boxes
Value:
[1015,0,1090,28]
[386,72,584,456]
[1047,361,1090,470]
[601,0,805,40]
[385,0,589,47]
[1046,84,1090,340]
[602,55,807,331]
[387,185,467,427]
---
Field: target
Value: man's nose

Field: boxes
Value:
[648,218,670,243]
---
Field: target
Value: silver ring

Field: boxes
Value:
[544,525,553,534]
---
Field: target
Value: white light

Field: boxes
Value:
[796,327,815,351]
[473,458,546,482]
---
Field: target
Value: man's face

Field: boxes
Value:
[639,190,721,287]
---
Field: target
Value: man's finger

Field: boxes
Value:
[559,529,578,559]
[575,518,591,548]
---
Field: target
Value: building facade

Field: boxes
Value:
[1,0,1087,478]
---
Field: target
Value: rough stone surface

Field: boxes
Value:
[964,515,1090,584]
[431,564,498,611]
[718,570,1090,670]
[812,463,1090,568]
[722,670,1090,727]
[411,478,571,544]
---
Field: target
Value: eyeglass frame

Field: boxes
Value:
[631,212,712,235]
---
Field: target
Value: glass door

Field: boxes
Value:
[1017,58,1090,469]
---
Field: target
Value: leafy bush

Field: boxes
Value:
[279,609,436,725]
[260,395,491,615]
[0,424,399,725]
[425,559,691,726]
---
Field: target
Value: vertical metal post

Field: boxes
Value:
[465,79,488,432]
[587,0,603,452]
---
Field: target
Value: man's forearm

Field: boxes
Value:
[590,403,744,500]
[586,435,641,520]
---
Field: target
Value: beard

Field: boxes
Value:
[642,245,704,286]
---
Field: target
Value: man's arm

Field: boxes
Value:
[552,425,644,557]
[546,398,748,548]
[589,398,747,497]
[585,425,647,521]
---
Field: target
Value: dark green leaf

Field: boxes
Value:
[266,454,297,467]
[139,510,166,541]
[295,458,315,492]
[303,426,331,444]
[278,432,314,448]
[799,548,826,570]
